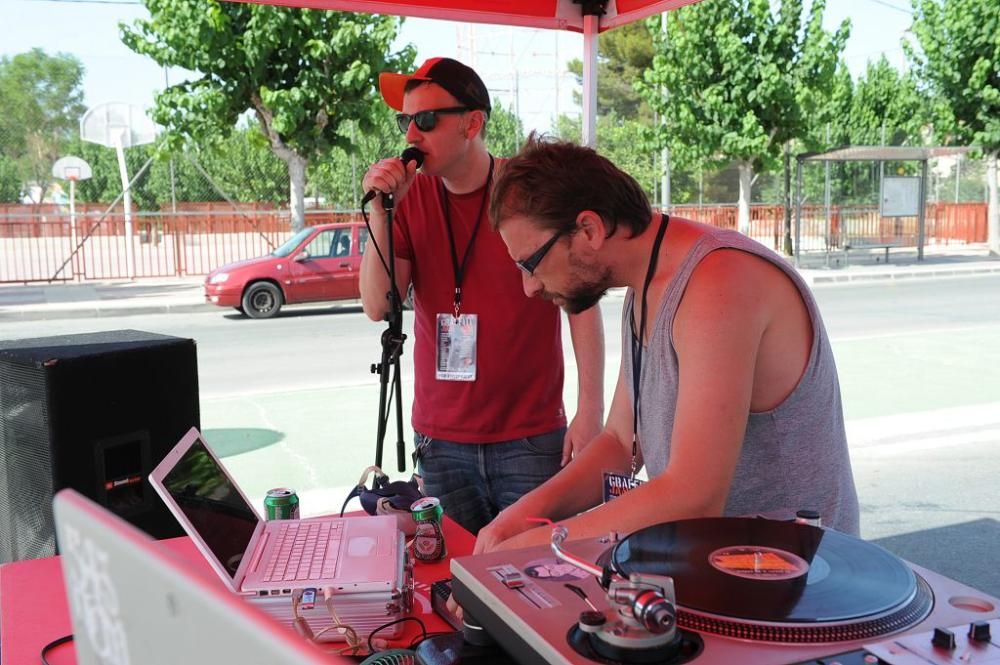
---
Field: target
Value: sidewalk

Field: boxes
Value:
[1,245,998,322]
[0,277,211,321]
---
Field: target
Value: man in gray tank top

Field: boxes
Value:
[475,135,860,556]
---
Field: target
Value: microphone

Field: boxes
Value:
[361,147,425,206]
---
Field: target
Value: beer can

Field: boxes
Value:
[411,496,446,561]
[264,488,299,520]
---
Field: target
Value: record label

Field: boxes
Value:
[708,546,808,581]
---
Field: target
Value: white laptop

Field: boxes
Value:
[53,488,338,665]
[148,427,408,638]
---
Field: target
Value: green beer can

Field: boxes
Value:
[264,488,300,520]
[411,496,446,561]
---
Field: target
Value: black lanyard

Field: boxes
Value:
[630,212,670,478]
[440,155,495,319]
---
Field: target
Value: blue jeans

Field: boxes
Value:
[414,428,566,535]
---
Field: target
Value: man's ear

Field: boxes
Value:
[464,110,485,139]
[576,210,607,249]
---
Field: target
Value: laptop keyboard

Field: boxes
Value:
[263,521,343,582]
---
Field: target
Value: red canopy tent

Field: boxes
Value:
[233,0,703,145]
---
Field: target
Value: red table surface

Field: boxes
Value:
[0,516,474,665]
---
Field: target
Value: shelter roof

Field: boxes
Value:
[799,145,977,162]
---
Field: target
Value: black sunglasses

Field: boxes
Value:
[395,106,469,134]
[516,230,569,276]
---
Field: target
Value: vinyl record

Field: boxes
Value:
[604,518,917,624]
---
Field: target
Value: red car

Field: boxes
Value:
[204,222,369,318]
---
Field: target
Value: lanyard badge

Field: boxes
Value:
[435,156,494,383]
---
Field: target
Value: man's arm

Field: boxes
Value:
[359,205,412,322]
[475,363,633,554]
[359,158,417,322]
[562,304,606,465]
[482,254,772,552]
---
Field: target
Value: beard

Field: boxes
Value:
[542,255,612,314]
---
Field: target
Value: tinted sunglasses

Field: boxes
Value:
[395,106,469,134]
[516,230,569,276]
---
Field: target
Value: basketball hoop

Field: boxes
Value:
[79,102,157,279]
[80,103,157,149]
[52,156,93,279]
[52,157,92,183]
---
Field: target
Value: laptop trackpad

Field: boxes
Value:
[347,536,376,557]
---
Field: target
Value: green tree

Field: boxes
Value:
[566,22,656,121]
[309,105,404,208]
[800,57,930,207]
[309,100,524,208]
[485,101,526,158]
[906,0,1000,253]
[121,3,413,230]
[65,137,160,209]
[638,0,849,234]
[556,113,689,203]
[171,127,289,205]
[0,49,86,204]
[66,127,289,212]
[0,154,21,202]
[847,57,927,146]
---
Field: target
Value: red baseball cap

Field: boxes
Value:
[379,57,492,117]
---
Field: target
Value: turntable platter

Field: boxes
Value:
[602,518,933,642]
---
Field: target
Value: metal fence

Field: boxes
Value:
[0,202,988,284]
[0,207,361,283]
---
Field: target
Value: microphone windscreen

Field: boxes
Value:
[400,147,425,168]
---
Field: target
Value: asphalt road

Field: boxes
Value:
[2,274,998,592]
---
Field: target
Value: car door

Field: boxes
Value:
[350,224,369,298]
[287,227,356,302]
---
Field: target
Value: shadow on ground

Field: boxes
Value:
[873,518,1000,598]
[202,427,284,457]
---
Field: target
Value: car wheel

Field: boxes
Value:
[242,282,283,319]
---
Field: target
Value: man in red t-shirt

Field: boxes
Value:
[359,58,606,535]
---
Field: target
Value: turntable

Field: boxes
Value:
[450,518,1000,665]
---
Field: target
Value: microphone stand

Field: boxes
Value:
[371,191,408,473]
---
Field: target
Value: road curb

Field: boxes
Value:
[804,264,1000,286]
[0,302,214,322]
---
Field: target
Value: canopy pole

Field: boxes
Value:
[918,159,928,261]
[582,14,599,148]
[794,156,804,268]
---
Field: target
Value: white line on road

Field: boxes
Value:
[847,402,1000,453]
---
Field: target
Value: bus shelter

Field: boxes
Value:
[794,145,975,266]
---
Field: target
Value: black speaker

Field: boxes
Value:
[0,329,199,562]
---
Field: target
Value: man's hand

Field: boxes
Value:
[445,592,464,624]
[562,413,603,466]
[361,156,419,213]
[473,508,537,555]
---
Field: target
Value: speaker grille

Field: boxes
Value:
[0,361,56,561]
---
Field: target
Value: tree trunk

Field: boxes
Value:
[737,161,752,236]
[250,93,309,232]
[988,150,999,257]
[287,155,307,232]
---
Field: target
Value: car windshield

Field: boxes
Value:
[271,228,313,258]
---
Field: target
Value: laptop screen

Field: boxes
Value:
[160,437,259,581]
